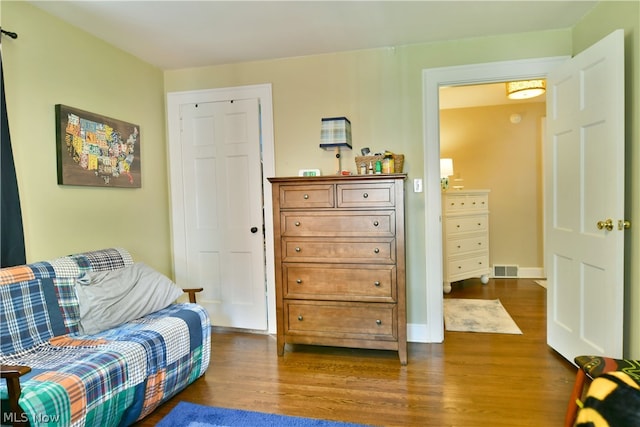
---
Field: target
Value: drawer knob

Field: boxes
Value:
[303,194,309,199]
[457,245,461,249]
[298,315,303,321]
[374,281,381,287]
[295,247,301,252]
[456,224,461,228]
[374,248,380,254]
[296,279,302,284]
[376,319,382,325]
[461,202,465,205]
[363,193,369,198]
[478,223,481,226]
[373,220,379,227]
[295,221,301,227]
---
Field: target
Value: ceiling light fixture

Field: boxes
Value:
[506,79,546,100]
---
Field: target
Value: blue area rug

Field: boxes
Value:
[157,401,370,427]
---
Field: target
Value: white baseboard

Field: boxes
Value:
[492,266,545,279]
[407,323,429,343]
[514,267,545,278]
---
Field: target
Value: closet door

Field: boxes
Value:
[176,98,267,330]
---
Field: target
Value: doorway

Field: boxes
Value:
[421,57,568,343]
[166,84,277,334]
[438,82,547,293]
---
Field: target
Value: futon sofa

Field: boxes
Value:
[0,248,210,426]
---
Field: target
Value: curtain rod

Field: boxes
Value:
[0,28,18,40]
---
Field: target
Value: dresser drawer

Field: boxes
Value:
[446,235,488,256]
[447,254,489,277]
[285,301,396,340]
[279,184,334,209]
[283,263,395,302]
[444,193,489,213]
[445,214,488,234]
[282,237,395,264]
[281,211,395,237]
[337,182,395,208]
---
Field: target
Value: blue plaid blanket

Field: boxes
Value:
[0,248,210,426]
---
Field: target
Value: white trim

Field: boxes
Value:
[421,57,568,343]
[407,323,429,343]
[517,267,546,279]
[166,84,277,334]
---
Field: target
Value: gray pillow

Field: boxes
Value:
[75,262,184,335]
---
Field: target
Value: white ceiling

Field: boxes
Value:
[29,1,598,71]
[27,1,593,108]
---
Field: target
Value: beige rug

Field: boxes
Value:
[444,298,522,334]
[534,280,547,288]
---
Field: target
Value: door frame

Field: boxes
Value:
[421,57,568,342]
[166,83,277,334]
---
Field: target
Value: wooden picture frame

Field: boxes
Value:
[55,104,141,188]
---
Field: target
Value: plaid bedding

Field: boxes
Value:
[0,249,210,426]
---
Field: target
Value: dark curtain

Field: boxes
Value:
[1,51,26,267]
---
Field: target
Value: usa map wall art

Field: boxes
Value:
[55,104,141,188]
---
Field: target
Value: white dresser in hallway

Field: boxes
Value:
[442,189,491,293]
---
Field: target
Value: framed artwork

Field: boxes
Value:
[55,104,141,188]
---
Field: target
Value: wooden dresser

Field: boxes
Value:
[442,190,491,293]
[268,174,407,365]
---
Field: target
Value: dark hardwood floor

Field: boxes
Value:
[134,278,577,426]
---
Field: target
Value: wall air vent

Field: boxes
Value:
[493,265,519,278]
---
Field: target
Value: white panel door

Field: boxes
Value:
[546,30,625,361]
[180,99,267,330]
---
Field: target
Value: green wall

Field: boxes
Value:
[1,2,171,274]
[2,1,639,356]
[163,31,572,331]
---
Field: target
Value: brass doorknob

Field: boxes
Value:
[619,220,631,230]
[597,219,614,231]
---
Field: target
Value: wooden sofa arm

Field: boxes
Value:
[182,288,204,303]
[1,364,31,426]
